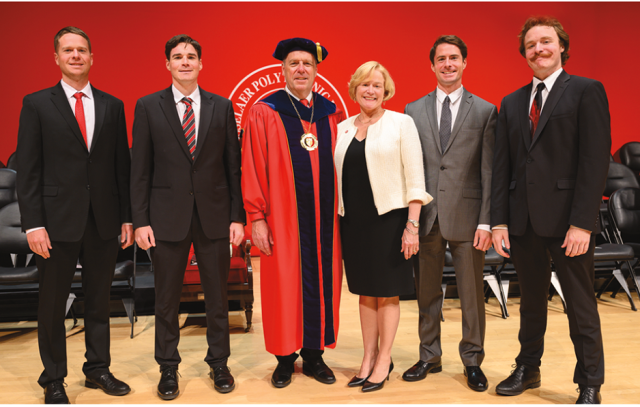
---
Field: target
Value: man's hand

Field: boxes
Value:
[473,229,492,251]
[121,224,134,249]
[561,227,591,257]
[27,228,52,259]
[492,229,511,258]
[252,219,274,256]
[135,226,156,250]
[229,222,245,247]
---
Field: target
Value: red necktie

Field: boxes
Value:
[529,83,545,139]
[181,97,196,160]
[301,99,310,107]
[73,92,87,146]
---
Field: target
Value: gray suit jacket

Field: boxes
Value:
[405,88,497,241]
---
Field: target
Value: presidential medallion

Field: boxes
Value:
[300,133,318,151]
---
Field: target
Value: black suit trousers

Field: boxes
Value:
[510,221,604,386]
[152,203,230,368]
[36,207,119,387]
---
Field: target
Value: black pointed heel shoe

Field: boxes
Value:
[361,360,394,393]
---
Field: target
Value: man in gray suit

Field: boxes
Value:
[402,35,497,392]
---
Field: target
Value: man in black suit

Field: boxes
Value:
[16,26,133,404]
[131,34,245,400]
[491,16,610,404]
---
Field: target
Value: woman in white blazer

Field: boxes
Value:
[335,61,432,392]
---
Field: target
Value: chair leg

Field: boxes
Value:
[612,269,638,311]
[550,272,567,312]
[244,301,253,333]
[484,274,508,319]
[65,293,77,326]
[493,268,510,318]
[122,298,135,338]
[629,263,640,299]
[597,275,614,299]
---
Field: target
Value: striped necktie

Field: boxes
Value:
[529,82,545,138]
[181,97,196,159]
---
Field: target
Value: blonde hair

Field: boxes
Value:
[348,61,395,102]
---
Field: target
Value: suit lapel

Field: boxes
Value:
[194,88,214,163]
[424,92,441,154]
[519,83,533,151]
[445,89,473,155]
[50,82,88,152]
[90,85,106,155]
[159,87,192,161]
[530,70,570,150]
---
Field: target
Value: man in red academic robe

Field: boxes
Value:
[242,38,344,388]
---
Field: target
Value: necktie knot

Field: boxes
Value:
[300,99,309,107]
[181,97,193,109]
[536,82,546,93]
[73,92,84,101]
[443,95,450,107]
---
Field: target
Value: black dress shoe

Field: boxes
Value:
[157,365,179,400]
[210,366,235,394]
[44,381,69,404]
[302,358,336,384]
[495,364,541,396]
[362,360,394,393]
[85,372,131,396]
[271,362,295,388]
[402,360,442,382]
[464,366,488,392]
[576,386,601,404]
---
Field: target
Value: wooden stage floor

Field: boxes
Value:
[1,257,639,404]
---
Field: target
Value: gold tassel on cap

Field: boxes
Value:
[316,42,323,63]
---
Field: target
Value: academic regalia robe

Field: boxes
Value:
[242,90,344,356]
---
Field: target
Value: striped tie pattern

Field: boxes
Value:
[439,96,452,152]
[181,97,196,159]
[529,82,545,139]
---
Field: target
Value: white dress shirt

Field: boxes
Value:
[435,85,490,233]
[435,85,464,132]
[285,86,313,105]
[172,85,201,141]
[530,67,563,112]
[60,79,95,150]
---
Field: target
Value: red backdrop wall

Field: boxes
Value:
[1,2,638,165]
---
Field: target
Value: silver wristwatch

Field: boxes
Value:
[407,219,420,228]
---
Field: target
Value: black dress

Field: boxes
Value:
[340,137,414,297]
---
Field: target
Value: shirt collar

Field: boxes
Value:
[285,86,313,104]
[436,85,464,105]
[172,84,200,105]
[532,67,563,94]
[60,79,93,100]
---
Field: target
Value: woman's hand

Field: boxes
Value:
[401,224,420,260]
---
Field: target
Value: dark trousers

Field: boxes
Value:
[36,207,119,387]
[276,348,324,364]
[152,204,230,368]
[415,218,486,366]
[510,221,604,386]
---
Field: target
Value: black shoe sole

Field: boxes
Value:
[214,383,236,394]
[496,380,541,396]
[302,364,336,384]
[157,389,180,400]
[467,382,489,392]
[402,365,443,382]
[271,378,292,388]
[84,380,131,396]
